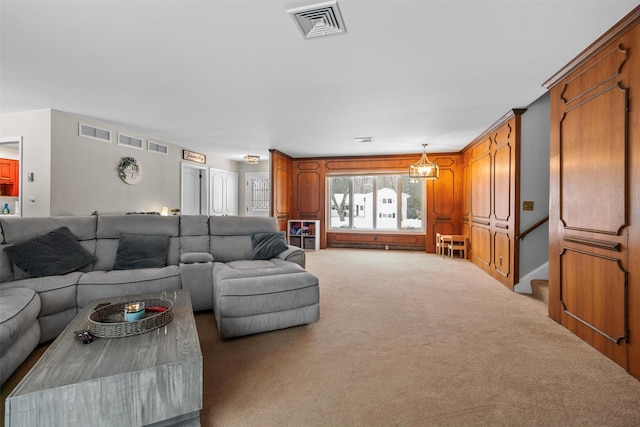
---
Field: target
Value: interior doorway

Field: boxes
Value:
[245,173,269,217]
[181,163,208,215]
[0,137,23,217]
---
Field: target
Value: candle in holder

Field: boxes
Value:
[124,301,145,321]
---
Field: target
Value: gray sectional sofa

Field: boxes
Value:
[0,214,320,385]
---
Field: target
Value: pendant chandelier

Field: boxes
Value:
[409,144,439,180]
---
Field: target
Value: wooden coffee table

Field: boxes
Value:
[5,289,202,427]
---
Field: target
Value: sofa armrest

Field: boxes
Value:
[179,253,214,311]
[180,252,214,264]
[277,245,306,268]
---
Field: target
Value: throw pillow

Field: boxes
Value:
[4,226,95,278]
[251,232,289,260]
[113,234,170,270]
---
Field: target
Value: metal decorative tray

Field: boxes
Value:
[87,298,174,338]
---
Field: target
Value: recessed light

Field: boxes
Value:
[354,137,374,144]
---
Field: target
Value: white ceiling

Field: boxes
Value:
[1,0,637,162]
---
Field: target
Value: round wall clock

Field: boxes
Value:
[122,165,143,185]
[117,156,143,185]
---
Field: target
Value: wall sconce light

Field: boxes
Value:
[244,155,260,164]
[161,207,169,216]
[409,144,439,180]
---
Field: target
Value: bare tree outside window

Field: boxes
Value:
[328,174,423,231]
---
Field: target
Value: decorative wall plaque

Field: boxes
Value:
[183,150,206,164]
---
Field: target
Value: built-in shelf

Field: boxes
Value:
[287,220,319,251]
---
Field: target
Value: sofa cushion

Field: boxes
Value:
[213,259,310,290]
[251,232,288,260]
[180,215,210,254]
[94,215,180,269]
[113,234,169,270]
[3,272,83,317]
[76,265,181,308]
[0,216,97,244]
[3,227,94,278]
[209,216,278,236]
[210,235,253,262]
[0,287,41,356]
[0,287,41,384]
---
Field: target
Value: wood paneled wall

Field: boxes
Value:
[543,7,640,380]
[462,110,524,290]
[269,150,293,231]
[271,151,463,251]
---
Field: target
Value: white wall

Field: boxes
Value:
[0,109,52,217]
[51,110,184,215]
[518,92,550,284]
[1,109,244,216]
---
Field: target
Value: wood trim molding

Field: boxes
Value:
[563,235,622,251]
[542,5,640,89]
[462,109,526,152]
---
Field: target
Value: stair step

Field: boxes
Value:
[530,279,548,304]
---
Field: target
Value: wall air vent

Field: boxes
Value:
[118,134,144,150]
[287,0,346,39]
[79,122,111,142]
[148,141,168,155]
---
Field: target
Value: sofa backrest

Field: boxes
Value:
[179,215,210,254]
[94,215,180,270]
[208,216,278,262]
[0,216,98,282]
[0,215,290,280]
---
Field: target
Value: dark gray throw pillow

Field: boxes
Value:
[4,226,95,278]
[252,232,289,260]
[113,233,170,270]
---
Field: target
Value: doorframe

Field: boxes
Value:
[0,136,23,217]
[180,162,208,215]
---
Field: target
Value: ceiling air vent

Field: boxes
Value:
[118,133,144,150]
[79,122,111,142]
[148,141,168,155]
[288,0,346,39]
[354,137,374,144]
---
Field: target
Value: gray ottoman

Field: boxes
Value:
[213,259,319,338]
[0,287,41,385]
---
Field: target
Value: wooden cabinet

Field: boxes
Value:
[544,6,640,380]
[0,159,19,197]
[287,220,319,250]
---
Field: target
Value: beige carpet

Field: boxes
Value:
[198,249,640,426]
[4,249,640,426]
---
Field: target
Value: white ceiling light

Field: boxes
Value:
[287,0,347,39]
[244,155,260,164]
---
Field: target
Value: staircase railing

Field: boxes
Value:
[516,215,549,241]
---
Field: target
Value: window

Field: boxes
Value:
[328,174,423,231]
